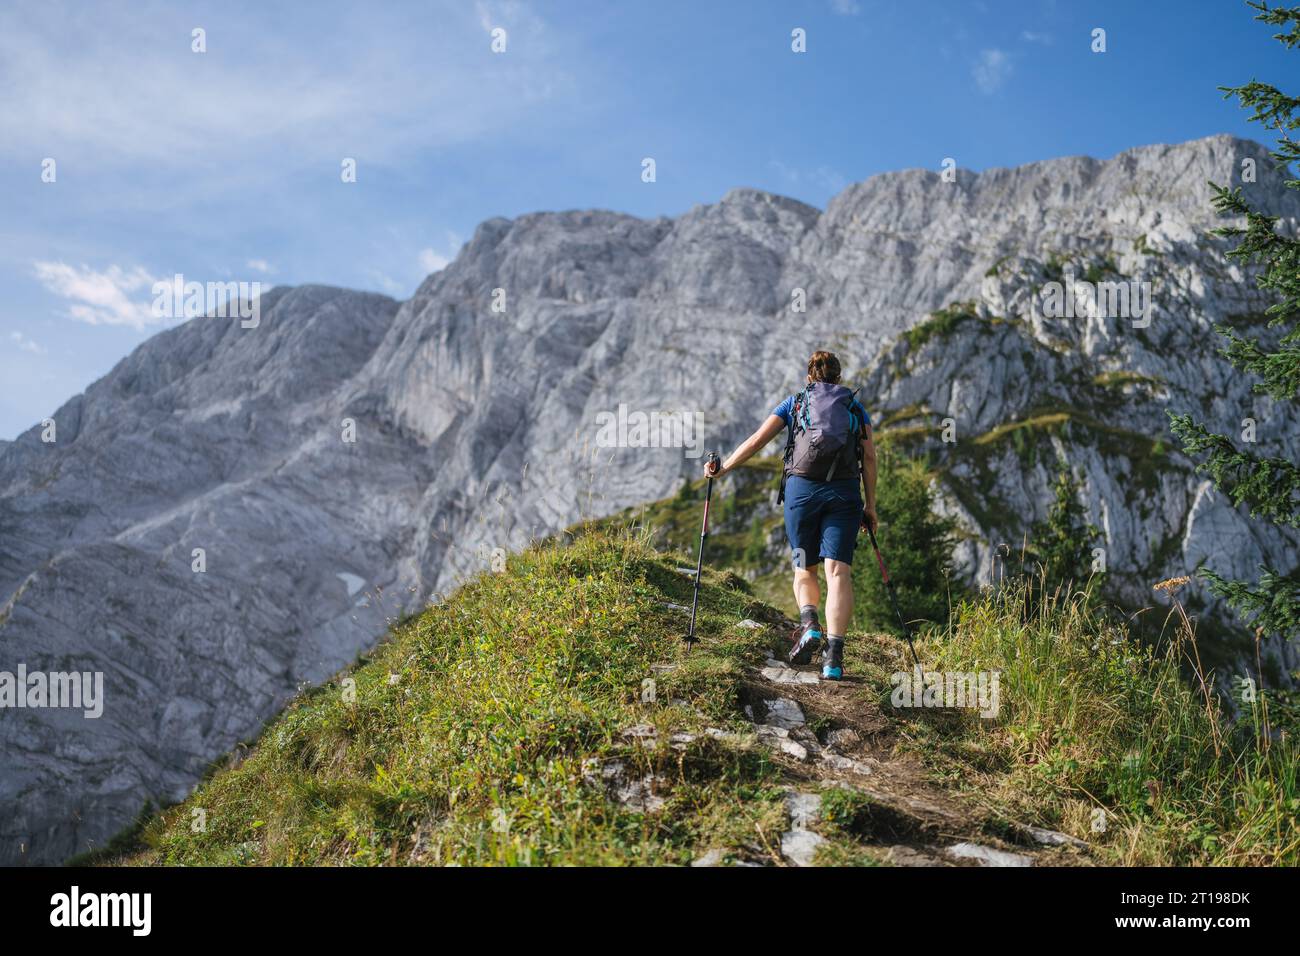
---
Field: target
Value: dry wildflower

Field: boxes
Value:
[1153,576,1191,595]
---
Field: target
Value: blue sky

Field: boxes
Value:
[0,0,1293,439]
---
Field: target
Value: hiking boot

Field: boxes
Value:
[821,637,845,681]
[787,621,823,666]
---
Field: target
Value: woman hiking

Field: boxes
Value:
[704,350,877,680]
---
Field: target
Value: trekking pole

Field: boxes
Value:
[684,452,720,652]
[866,523,924,672]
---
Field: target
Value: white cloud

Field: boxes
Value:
[418,232,465,276]
[9,331,46,355]
[246,259,275,275]
[1020,30,1053,45]
[972,49,1012,94]
[418,249,451,274]
[829,0,861,14]
[32,262,159,330]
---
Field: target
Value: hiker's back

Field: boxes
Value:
[777,382,866,501]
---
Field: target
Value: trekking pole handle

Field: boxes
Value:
[701,453,719,534]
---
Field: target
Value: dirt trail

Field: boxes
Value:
[713,617,1091,867]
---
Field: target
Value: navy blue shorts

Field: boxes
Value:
[783,475,863,567]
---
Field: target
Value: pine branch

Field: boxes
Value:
[1168,414,1300,528]
[1203,565,1300,643]
[1245,2,1300,49]
[1215,326,1300,398]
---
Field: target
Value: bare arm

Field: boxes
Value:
[706,415,785,476]
[861,426,878,531]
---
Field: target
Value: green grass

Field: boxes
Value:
[1091,370,1165,391]
[124,526,813,866]
[972,412,1073,447]
[113,517,1298,867]
[903,579,1300,865]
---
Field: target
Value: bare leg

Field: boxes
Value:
[824,559,853,635]
[793,566,821,614]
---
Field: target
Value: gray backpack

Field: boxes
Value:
[778,382,864,503]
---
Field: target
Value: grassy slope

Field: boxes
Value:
[127,527,815,865]
[922,584,1300,865]
[116,483,1299,865]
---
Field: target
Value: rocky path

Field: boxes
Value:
[735,646,1089,867]
[596,611,1092,866]
[642,617,1091,867]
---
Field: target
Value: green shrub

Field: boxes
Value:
[853,453,960,635]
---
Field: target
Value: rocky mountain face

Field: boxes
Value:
[2,134,1296,864]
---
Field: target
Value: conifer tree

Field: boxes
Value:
[853,453,959,634]
[1030,465,1102,589]
[1168,1,1300,642]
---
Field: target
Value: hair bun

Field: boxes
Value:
[807,350,842,384]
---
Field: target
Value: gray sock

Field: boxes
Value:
[800,604,820,629]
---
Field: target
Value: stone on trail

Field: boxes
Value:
[690,848,725,867]
[584,758,667,813]
[945,842,1034,867]
[613,775,666,812]
[760,662,821,685]
[777,739,809,761]
[1023,825,1088,849]
[791,727,822,754]
[886,845,943,867]
[780,830,826,866]
[780,791,826,866]
[820,752,872,775]
[825,728,862,752]
[784,791,822,828]
[759,696,805,729]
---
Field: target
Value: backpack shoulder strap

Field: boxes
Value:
[777,387,806,504]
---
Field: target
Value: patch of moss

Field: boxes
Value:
[984,253,1013,278]
[1092,371,1165,390]
[904,301,979,351]
[1083,256,1120,284]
